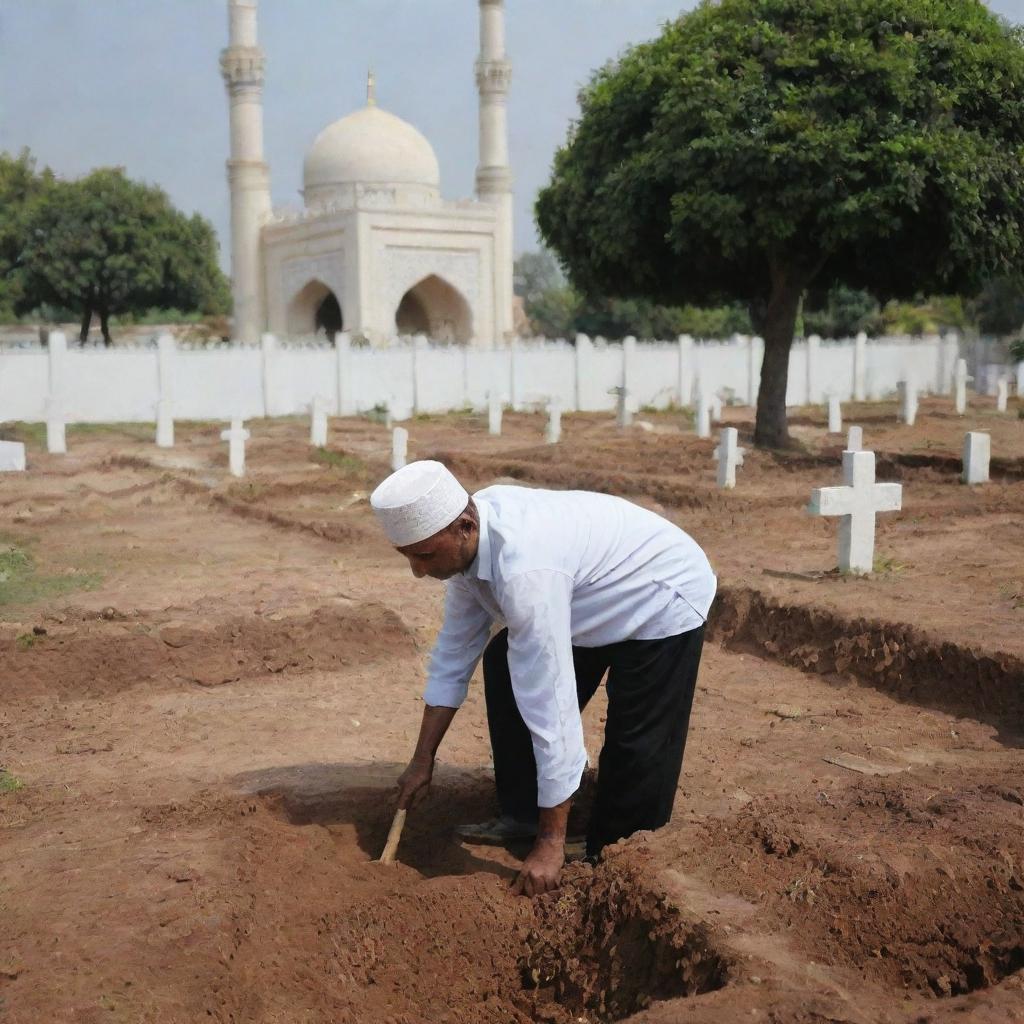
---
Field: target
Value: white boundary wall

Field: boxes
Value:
[1,330,1017,425]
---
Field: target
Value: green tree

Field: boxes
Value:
[970,276,1024,336]
[537,0,1024,447]
[17,167,229,344]
[0,149,54,318]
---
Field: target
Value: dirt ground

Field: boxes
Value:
[1,394,1022,1023]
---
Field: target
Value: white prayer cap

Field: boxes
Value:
[370,460,469,547]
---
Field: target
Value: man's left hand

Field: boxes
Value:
[512,838,565,897]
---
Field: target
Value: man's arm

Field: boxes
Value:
[395,704,458,809]
[500,570,585,896]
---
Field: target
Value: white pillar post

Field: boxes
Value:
[805,334,820,405]
[45,398,66,455]
[853,331,867,402]
[391,426,409,472]
[962,431,990,485]
[310,395,328,447]
[827,395,842,434]
[47,329,67,407]
[260,332,276,417]
[487,391,503,436]
[545,395,562,444]
[996,377,1008,413]
[846,425,863,452]
[335,332,353,416]
[678,334,694,407]
[954,358,970,415]
[898,379,918,426]
[574,333,592,412]
[943,332,960,395]
[694,385,711,439]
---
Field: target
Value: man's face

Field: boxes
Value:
[397,516,476,581]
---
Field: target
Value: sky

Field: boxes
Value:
[2,0,1024,269]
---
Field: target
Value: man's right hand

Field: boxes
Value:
[395,756,434,810]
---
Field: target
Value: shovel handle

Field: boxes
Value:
[379,808,407,864]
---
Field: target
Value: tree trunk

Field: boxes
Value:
[99,309,112,347]
[751,273,804,449]
[79,308,92,344]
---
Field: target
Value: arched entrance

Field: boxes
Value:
[287,279,344,337]
[395,274,472,343]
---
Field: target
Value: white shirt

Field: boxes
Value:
[424,485,717,808]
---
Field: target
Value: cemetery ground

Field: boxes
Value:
[1,397,1023,1024]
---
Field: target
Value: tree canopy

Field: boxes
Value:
[8,159,229,344]
[537,0,1024,446]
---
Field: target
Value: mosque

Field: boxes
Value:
[220,0,515,347]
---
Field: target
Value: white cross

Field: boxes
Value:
[220,419,250,478]
[487,392,502,436]
[310,395,329,447]
[996,378,1008,413]
[846,425,863,452]
[46,398,66,455]
[545,396,562,444]
[897,379,917,426]
[156,399,174,449]
[713,427,745,489]
[827,395,842,434]
[808,450,902,574]
[391,426,408,472]
[962,431,990,485]
[954,358,971,415]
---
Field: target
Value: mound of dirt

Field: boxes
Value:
[2,602,414,698]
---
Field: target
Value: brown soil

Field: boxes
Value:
[1,398,1023,1023]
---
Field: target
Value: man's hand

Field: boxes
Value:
[395,756,433,810]
[512,836,565,897]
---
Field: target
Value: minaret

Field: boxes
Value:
[475,0,515,343]
[220,0,271,343]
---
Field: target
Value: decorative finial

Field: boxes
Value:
[367,69,377,106]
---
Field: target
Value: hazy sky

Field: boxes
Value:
[2,0,1023,268]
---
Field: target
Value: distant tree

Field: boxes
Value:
[970,277,1024,337]
[537,0,1024,447]
[17,167,229,344]
[0,149,54,318]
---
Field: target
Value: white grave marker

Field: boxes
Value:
[713,427,745,489]
[310,396,329,447]
[808,450,902,575]
[996,378,1008,413]
[0,440,26,472]
[897,380,917,426]
[156,399,174,449]
[488,393,502,436]
[827,395,842,434]
[846,426,863,452]
[694,390,711,439]
[954,358,971,415]
[615,387,632,429]
[962,431,990,485]
[545,396,562,444]
[46,399,66,455]
[391,427,409,472]
[710,394,723,423]
[221,419,250,478]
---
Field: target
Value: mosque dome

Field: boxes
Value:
[302,102,441,207]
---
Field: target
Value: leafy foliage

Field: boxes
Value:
[537,0,1024,445]
[0,149,54,319]
[10,160,229,343]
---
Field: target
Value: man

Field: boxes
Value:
[370,460,716,896]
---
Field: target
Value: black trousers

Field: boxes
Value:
[481,624,705,858]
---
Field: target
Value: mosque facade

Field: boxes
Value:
[220,0,515,347]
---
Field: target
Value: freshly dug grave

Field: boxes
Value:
[665,767,1024,1000]
[709,585,1024,731]
[1,601,414,698]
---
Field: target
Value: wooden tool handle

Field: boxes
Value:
[379,808,407,864]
